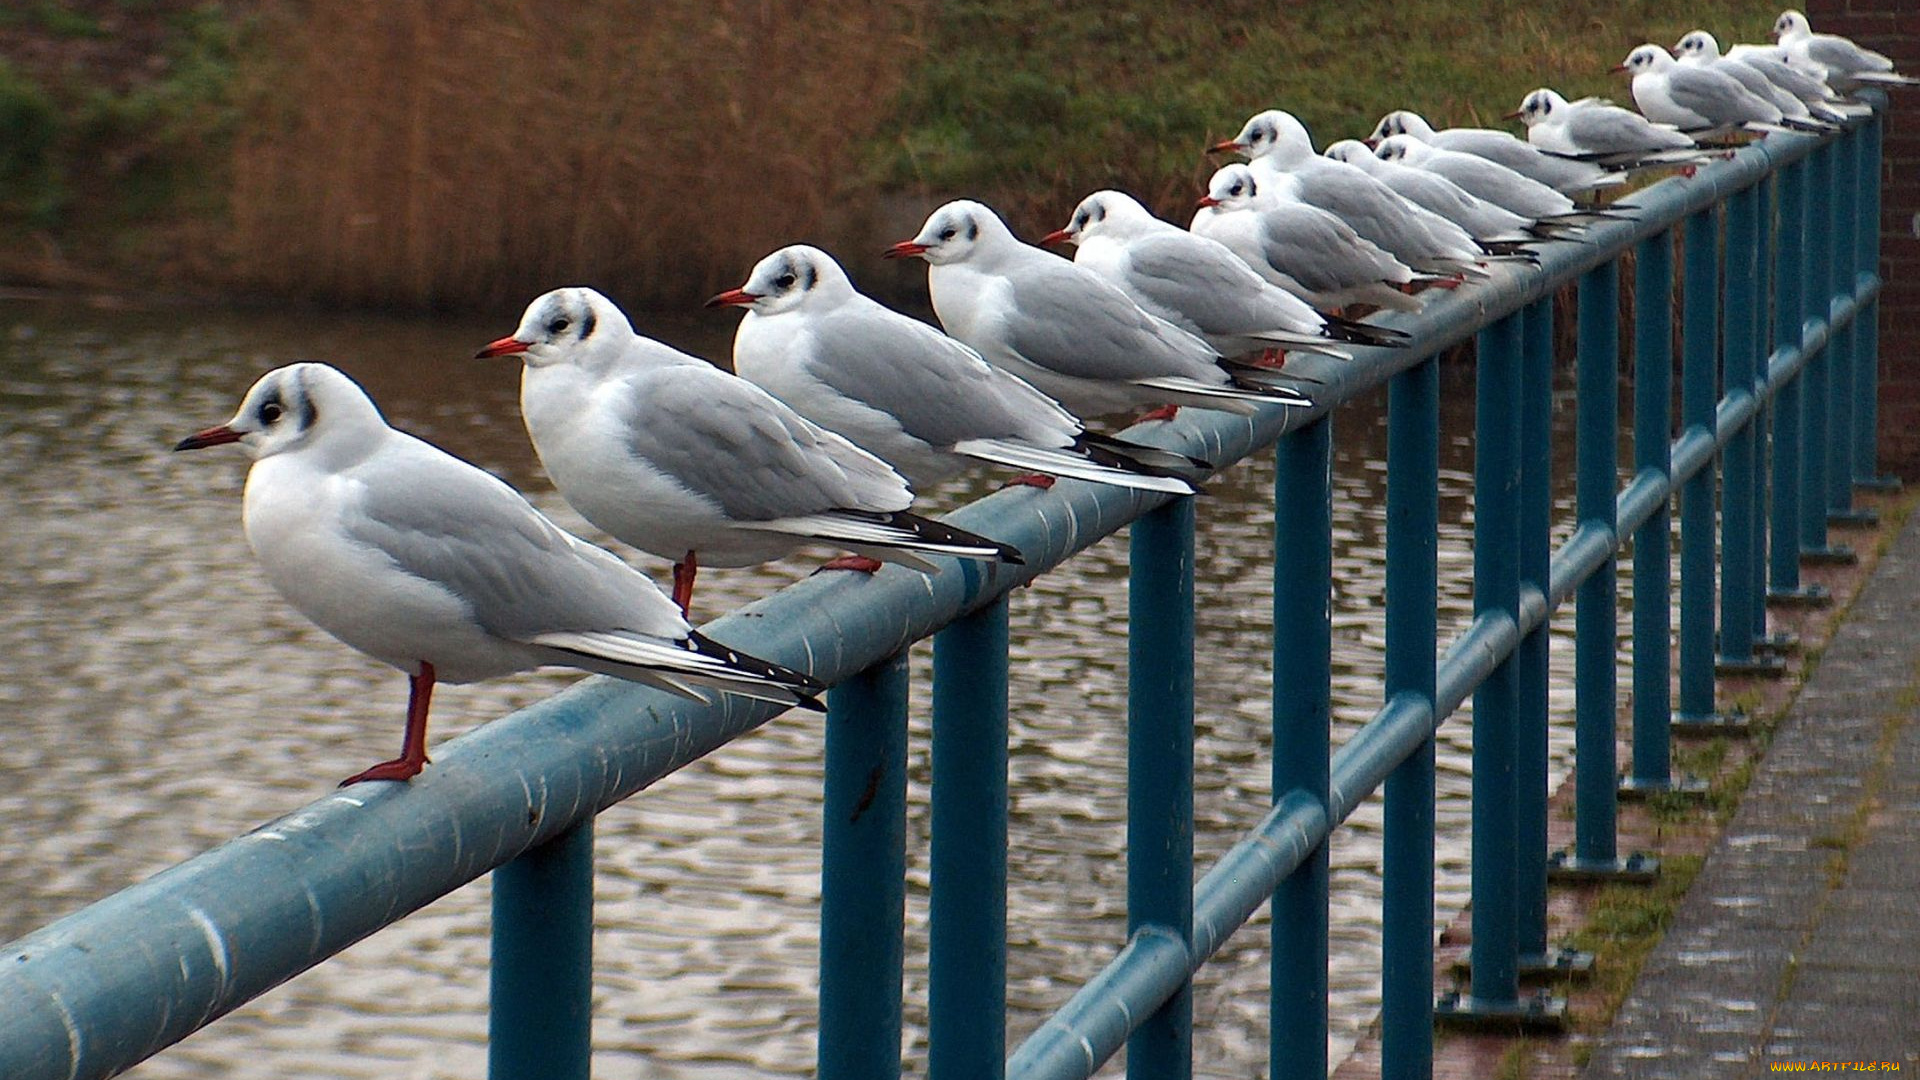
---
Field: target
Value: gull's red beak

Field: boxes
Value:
[1363,137,1381,148]
[1195,194,1223,209]
[475,336,531,359]
[1209,138,1244,154]
[1609,63,1630,73]
[1037,228,1073,246]
[884,241,929,260]
[173,425,242,452]
[705,287,759,308]
[1502,108,1524,120]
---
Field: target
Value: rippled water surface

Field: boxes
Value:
[0,299,1619,1077]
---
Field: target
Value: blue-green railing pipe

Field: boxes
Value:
[1629,230,1676,789]
[1381,358,1437,1080]
[1127,498,1195,1080]
[1677,208,1722,725]
[819,652,910,1080]
[1515,298,1554,960]
[1573,261,1621,865]
[1769,158,1816,602]
[1854,109,1891,489]
[1718,184,1760,668]
[929,598,1010,1080]
[1750,175,1773,645]
[1800,140,1840,558]
[490,819,594,1080]
[1272,419,1331,1079]
[1826,125,1866,523]
[1467,311,1524,1007]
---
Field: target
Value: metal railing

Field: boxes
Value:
[0,102,1888,1080]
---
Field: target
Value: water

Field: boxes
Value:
[0,299,1609,1077]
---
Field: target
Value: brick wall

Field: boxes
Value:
[1809,0,1920,474]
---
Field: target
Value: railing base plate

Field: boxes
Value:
[1672,711,1751,736]
[1768,584,1833,608]
[1800,545,1858,566]
[1854,474,1903,493]
[1518,947,1597,981]
[1617,774,1711,800]
[1546,850,1660,885]
[1752,631,1800,655]
[1434,989,1569,1033]
[1827,508,1880,528]
[1714,653,1788,678]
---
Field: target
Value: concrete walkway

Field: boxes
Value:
[1586,513,1920,1077]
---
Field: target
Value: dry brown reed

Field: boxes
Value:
[225,0,917,311]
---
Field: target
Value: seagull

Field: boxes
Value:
[1039,189,1408,359]
[1616,43,1808,137]
[708,244,1205,494]
[886,199,1313,424]
[1374,133,1604,224]
[1366,109,1625,196]
[1325,138,1566,244]
[1671,29,1838,127]
[1773,10,1918,91]
[477,288,1022,616]
[1191,163,1427,314]
[173,362,826,785]
[1509,87,1711,169]
[1214,109,1495,278]
[1695,32,1874,119]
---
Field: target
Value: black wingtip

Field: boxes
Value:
[794,694,828,713]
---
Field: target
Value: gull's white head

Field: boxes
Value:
[1217,110,1315,165]
[1773,10,1810,42]
[1368,110,1438,144]
[175,362,386,462]
[708,245,856,317]
[1322,139,1377,167]
[1372,134,1431,165]
[1050,190,1158,245]
[1619,44,1675,75]
[888,200,1018,266]
[1675,30,1723,60]
[1197,164,1263,212]
[478,287,636,371]
[1513,88,1572,128]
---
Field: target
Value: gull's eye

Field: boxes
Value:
[547,317,571,335]
[775,272,797,289]
[939,227,958,241]
[260,402,283,425]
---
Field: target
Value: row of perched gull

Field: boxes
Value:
[174,11,1909,785]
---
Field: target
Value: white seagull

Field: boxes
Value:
[1773,10,1918,91]
[709,244,1204,494]
[1366,109,1625,196]
[1191,163,1428,314]
[1693,32,1873,119]
[1510,87,1710,168]
[1324,139,1556,245]
[477,288,1022,616]
[1040,189,1408,359]
[1373,134,1610,227]
[1215,109,1494,278]
[886,199,1314,423]
[1617,43,1804,137]
[1671,29,1836,127]
[174,362,825,785]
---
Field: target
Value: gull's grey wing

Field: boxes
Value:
[1667,67,1775,123]
[1121,232,1309,336]
[809,300,1079,448]
[1289,164,1432,252]
[1566,106,1695,153]
[615,365,911,521]
[344,435,688,642]
[999,257,1220,383]
[1257,206,1402,294]
[1805,35,1888,74]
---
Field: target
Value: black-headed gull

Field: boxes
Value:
[1509,88,1709,169]
[1617,43,1807,137]
[709,244,1204,494]
[1324,138,1554,245]
[1191,164,1427,314]
[1773,10,1918,91]
[1366,109,1624,196]
[1671,29,1836,127]
[174,362,825,785]
[886,199,1313,423]
[478,288,1022,616]
[1373,134,1589,224]
[1684,32,1872,119]
[1040,189,1408,359]
[1214,109,1494,278]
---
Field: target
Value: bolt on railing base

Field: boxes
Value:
[1828,508,1880,528]
[1433,989,1569,1033]
[1715,654,1788,678]
[1801,544,1859,566]
[1672,711,1751,737]
[1768,584,1833,608]
[1752,631,1801,656]
[1447,947,1596,985]
[1855,475,1903,493]
[1546,851,1660,885]
[1618,775,1711,801]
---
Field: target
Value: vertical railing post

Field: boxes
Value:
[1271,419,1331,1080]
[1128,498,1195,1080]
[1751,174,1776,650]
[1800,139,1855,566]
[1827,123,1875,526]
[1624,230,1697,795]
[1854,108,1898,491]
[1382,359,1437,1078]
[1677,208,1734,730]
[1716,184,1775,676]
[1767,158,1829,608]
[930,598,1010,1080]
[819,653,910,1080]
[490,820,595,1080]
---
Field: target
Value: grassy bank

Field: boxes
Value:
[3,0,1786,310]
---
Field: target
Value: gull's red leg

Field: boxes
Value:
[818,554,884,574]
[1136,404,1181,423]
[1002,474,1056,490]
[671,550,698,617]
[340,661,436,786]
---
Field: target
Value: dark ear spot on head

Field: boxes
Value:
[579,307,596,340]
[799,260,816,291]
[965,220,978,241]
